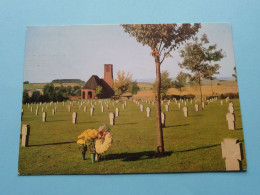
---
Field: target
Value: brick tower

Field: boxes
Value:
[104,64,113,88]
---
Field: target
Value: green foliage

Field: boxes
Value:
[121,24,201,62]
[128,81,140,95]
[23,81,29,84]
[95,85,103,98]
[51,79,84,85]
[153,70,173,97]
[113,71,132,96]
[178,34,225,103]
[178,34,224,81]
[173,71,191,95]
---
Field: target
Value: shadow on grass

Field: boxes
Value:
[77,121,99,124]
[189,115,202,117]
[116,122,138,126]
[175,144,221,153]
[47,120,68,122]
[100,151,173,162]
[29,141,75,147]
[166,124,190,128]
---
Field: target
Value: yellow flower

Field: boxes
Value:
[77,139,85,145]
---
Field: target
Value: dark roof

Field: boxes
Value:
[82,75,102,90]
[82,75,114,98]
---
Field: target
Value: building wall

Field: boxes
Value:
[104,64,113,88]
[81,89,96,99]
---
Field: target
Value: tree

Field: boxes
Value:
[22,90,29,104]
[113,71,132,96]
[178,34,224,107]
[95,85,103,98]
[173,71,191,96]
[128,81,140,95]
[232,66,237,81]
[153,70,173,98]
[203,64,220,95]
[121,23,201,153]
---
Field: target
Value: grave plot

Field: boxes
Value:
[18,98,246,174]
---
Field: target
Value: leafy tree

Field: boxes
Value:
[95,85,103,98]
[22,90,29,104]
[113,71,132,96]
[23,81,29,84]
[203,64,220,95]
[121,23,201,153]
[179,34,224,107]
[128,81,140,95]
[232,66,237,81]
[153,70,173,98]
[173,71,191,96]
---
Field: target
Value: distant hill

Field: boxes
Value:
[51,79,85,85]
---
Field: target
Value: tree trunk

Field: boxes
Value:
[199,78,203,109]
[155,56,164,153]
[210,80,213,95]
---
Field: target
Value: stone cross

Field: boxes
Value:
[122,104,125,109]
[42,112,47,122]
[52,109,55,116]
[202,102,205,109]
[183,106,188,117]
[84,106,86,112]
[178,103,181,109]
[140,104,144,112]
[221,138,242,171]
[35,108,38,116]
[30,107,33,112]
[101,105,104,112]
[146,107,151,117]
[109,112,115,125]
[21,124,30,147]
[115,108,119,117]
[161,112,166,127]
[226,112,235,130]
[42,107,44,112]
[90,107,94,116]
[221,100,223,105]
[195,104,199,112]
[228,106,234,114]
[54,106,57,113]
[72,112,77,124]
[68,106,71,112]
[165,105,169,112]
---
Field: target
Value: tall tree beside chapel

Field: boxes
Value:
[121,24,201,153]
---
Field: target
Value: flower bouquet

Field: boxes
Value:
[77,125,113,163]
[77,129,98,163]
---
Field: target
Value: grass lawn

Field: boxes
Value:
[18,98,246,175]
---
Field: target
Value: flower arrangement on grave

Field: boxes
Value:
[95,125,113,160]
[77,125,112,163]
[77,129,98,163]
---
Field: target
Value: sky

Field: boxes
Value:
[24,23,236,83]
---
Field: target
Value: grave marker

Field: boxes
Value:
[109,112,115,125]
[146,107,151,117]
[161,112,166,127]
[221,138,242,171]
[72,112,77,124]
[42,112,47,122]
[183,106,188,117]
[21,124,30,147]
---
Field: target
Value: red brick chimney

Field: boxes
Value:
[104,64,113,88]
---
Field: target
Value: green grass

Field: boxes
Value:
[18,99,246,175]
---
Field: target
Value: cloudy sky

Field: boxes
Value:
[24,23,236,83]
